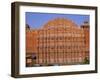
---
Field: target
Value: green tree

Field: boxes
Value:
[84,57,89,64]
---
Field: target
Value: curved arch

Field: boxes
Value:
[43,18,79,29]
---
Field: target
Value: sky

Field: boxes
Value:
[26,12,89,29]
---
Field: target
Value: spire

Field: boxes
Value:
[81,21,89,28]
[26,24,30,30]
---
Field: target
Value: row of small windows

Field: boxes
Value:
[37,51,88,53]
[36,58,84,64]
[38,40,85,43]
[26,51,89,58]
[37,34,84,38]
[37,50,86,53]
[37,46,86,49]
[45,42,84,44]
[38,33,84,36]
[38,44,85,47]
[37,37,85,41]
[37,57,84,61]
[38,30,84,34]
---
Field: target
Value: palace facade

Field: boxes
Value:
[26,18,89,67]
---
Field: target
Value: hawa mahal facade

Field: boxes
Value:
[26,18,89,67]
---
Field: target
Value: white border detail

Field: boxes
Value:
[19,6,95,74]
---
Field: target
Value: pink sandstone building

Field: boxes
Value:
[26,18,89,67]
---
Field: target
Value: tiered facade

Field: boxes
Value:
[26,18,89,67]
